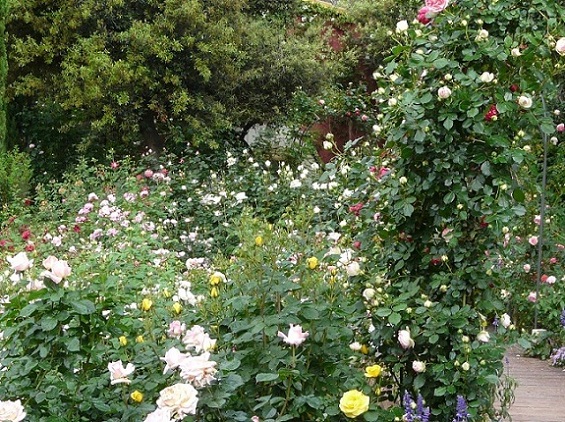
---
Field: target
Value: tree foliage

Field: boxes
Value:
[6,0,335,152]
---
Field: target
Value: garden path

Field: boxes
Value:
[505,345,565,422]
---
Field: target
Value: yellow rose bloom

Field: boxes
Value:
[119,336,128,346]
[255,236,264,246]
[360,344,369,354]
[130,390,144,403]
[172,302,182,314]
[136,335,144,343]
[209,272,225,286]
[339,389,370,418]
[210,286,219,298]
[306,256,319,269]
[140,298,153,311]
[364,364,382,378]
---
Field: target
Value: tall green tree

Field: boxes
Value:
[0,0,7,152]
[6,0,334,153]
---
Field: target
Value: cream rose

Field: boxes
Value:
[518,95,533,109]
[0,399,26,422]
[7,252,33,272]
[156,383,198,418]
[437,86,452,99]
[339,390,370,418]
[556,37,565,56]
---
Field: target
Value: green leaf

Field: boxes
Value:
[403,203,414,217]
[256,373,279,382]
[40,317,58,331]
[512,188,525,202]
[443,118,454,130]
[375,308,392,317]
[67,337,80,352]
[19,303,39,318]
[220,359,241,371]
[433,58,450,69]
[443,191,455,204]
[480,161,491,176]
[70,299,96,315]
[434,386,447,396]
[388,312,401,325]
[414,374,426,390]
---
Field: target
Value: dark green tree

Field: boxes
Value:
[0,0,7,152]
[6,0,335,154]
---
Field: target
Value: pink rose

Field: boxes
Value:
[528,236,538,246]
[527,292,537,303]
[425,0,449,12]
[557,123,565,133]
[417,6,437,24]
[278,324,309,346]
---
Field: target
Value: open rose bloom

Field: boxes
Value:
[278,324,309,346]
[0,400,26,422]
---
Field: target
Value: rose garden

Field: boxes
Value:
[0,0,564,421]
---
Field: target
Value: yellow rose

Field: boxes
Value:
[119,336,128,346]
[130,390,144,403]
[255,236,264,246]
[364,364,382,378]
[210,286,219,298]
[136,335,144,343]
[360,344,369,354]
[306,256,319,269]
[339,389,370,418]
[209,271,225,286]
[172,302,182,314]
[140,298,153,311]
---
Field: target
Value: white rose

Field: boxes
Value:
[0,400,26,422]
[42,255,58,270]
[161,347,188,374]
[475,29,489,41]
[412,360,426,373]
[346,261,361,277]
[461,361,470,371]
[362,288,376,300]
[51,259,72,280]
[477,330,490,343]
[388,98,398,107]
[556,37,565,56]
[479,72,495,83]
[144,408,172,422]
[178,352,218,388]
[156,383,199,418]
[518,95,533,109]
[7,252,33,272]
[398,329,415,349]
[511,47,522,57]
[108,360,135,385]
[437,86,452,99]
[501,313,512,329]
[396,20,409,32]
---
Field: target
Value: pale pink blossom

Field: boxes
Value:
[182,325,216,353]
[144,407,172,422]
[42,255,58,270]
[398,329,415,349]
[7,252,33,272]
[278,324,309,346]
[178,352,218,388]
[546,275,557,284]
[528,236,538,246]
[527,292,537,303]
[412,360,426,373]
[523,264,531,273]
[168,320,186,338]
[108,360,135,385]
[156,383,198,418]
[161,347,188,374]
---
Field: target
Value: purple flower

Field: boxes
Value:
[560,309,565,327]
[417,394,430,422]
[453,395,469,422]
[403,391,415,422]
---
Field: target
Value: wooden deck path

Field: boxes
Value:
[504,346,565,422]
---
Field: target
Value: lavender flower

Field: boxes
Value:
[560,309,565,327]
[403,391,414,422]
[551,346,565,367]
[452,395,469,422]
[416,394,430,422]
